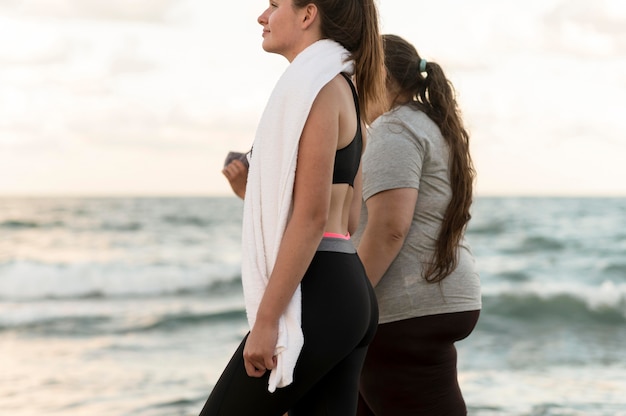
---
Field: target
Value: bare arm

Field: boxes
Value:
[243,82,339,377]
[357,187,417,287]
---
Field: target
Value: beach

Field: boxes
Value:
[1,196,625,415]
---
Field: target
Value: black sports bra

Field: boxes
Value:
[332,73,362,187]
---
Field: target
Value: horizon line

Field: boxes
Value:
[1,192,626,199]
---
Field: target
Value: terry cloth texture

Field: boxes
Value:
[241,39,353,393]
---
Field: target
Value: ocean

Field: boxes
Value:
[1,196,625,416]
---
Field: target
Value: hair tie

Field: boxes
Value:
[419,58,427,74]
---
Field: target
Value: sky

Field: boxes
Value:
[0,0,625,197]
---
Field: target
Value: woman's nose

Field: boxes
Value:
[258,8,269,25]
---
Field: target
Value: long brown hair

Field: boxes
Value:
[382,34,476,283]
[293,0,386,124]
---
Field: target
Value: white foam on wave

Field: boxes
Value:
[0,260,242,300]
[481,278,626,314]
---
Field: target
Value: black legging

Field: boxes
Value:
[357,310,480,416]
[199,240,378,416]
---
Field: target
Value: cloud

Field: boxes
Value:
[108,38,158,76]
[541,0,626,57]
[547,0,626,36]
[0,43,68,66]
[12,0,179,22]
[109,56,156,75]
[62,101,257,151]
[405,0,626,60]
[0,19,70,66]
[2,0,624,196]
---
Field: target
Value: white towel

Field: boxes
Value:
[241,39,353,393]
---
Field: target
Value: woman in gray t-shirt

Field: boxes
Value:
[354,34,482,415]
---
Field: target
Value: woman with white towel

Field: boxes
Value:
[198,0,385,415]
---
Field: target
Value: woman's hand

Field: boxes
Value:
[243,320,279,377]
[222,159,248,199]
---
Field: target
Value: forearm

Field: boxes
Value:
[255,215,325,324]
[357,227,405,287]
[356,188,417,287]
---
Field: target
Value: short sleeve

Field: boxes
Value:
[362,117,425,201]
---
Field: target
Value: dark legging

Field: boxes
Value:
[199,239,378,416]
[357,310,480,416]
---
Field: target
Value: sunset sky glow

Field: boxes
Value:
[1,0,625,196]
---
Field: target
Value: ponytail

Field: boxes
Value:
[294,0,387,123]
[382,34,476,283]
[351,0,386,124]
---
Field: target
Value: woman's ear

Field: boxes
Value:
[301,3,318,29]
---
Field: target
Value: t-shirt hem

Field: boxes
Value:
[363,180,420,201]
[378,302,483,325]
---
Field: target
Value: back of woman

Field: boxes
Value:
[354,34,481,416]
[359,104,481,322]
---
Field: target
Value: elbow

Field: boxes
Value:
[294,203,328,236]
[381,222,410,248]
[310,209,329,235]
[386,229,408,246]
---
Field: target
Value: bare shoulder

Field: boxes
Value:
[304,74,354,147]
[315,74,352,105]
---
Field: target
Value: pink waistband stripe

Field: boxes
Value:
[322,232,350,240]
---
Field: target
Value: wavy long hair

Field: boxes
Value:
[382,34,476,283]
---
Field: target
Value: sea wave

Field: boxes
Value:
[0,219,64,229]
[0,307,246,336]
[495,270,532,282]
[133,309,246,333]
[603,261,626,279]
[99,220,143,232]
[505,235,565,253]
[467,220,507,235]
[162,215,217,227]
[481,283,626,326]
[0,260,243,301]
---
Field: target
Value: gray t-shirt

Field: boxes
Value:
[353,105,481,324]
